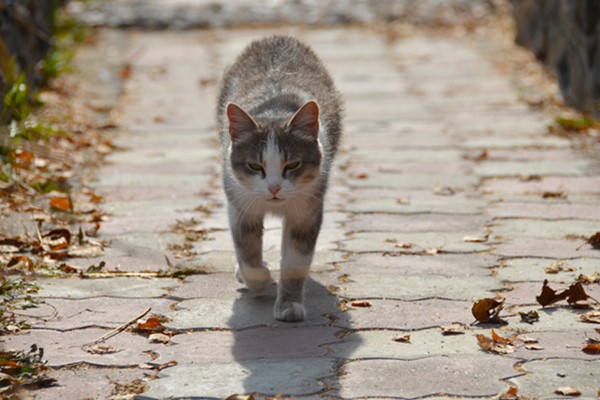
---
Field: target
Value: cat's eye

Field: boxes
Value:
[285,161,301,171]
[247,162,264,172]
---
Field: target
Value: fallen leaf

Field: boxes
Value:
[536,279,569,307]
[491,329,513,345]
[475,331,515,354]
[519,335,539,344]
[433,186,455,196]
[472,297,505,323]
[542,191,567,199]
[525,344,544,351]
[566,282,593,305]
[587,232,600,250]
[49,196,72,211]
[135,316,165,334]
[554,387,581,396]
[582,343,600,354]
[545,261,574,274]
[58,263,78,273]
[499,386,519,400]
[138,360,177,371]
[355,173,368,179]
[463,235,488,243]
[42,228,71,251]
[440,323,468,336]
[576,272,600,284]
[581,310,600,324]
[519,310,540,324]
[7,255,33,271]
[83,343,120,354]
[148,333,170,344]
[350,301,372,308]
[337,273,351,283]
[225,395,256,400]
[85,261,106,273]
[392,334,411,343]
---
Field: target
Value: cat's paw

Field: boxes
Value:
[237,265,271,292]
[274,299,306,322]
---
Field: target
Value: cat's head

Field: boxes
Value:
[226,101,323,205]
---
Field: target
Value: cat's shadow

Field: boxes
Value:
[227,277,358,397]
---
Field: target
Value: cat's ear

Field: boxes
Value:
[226,103,258,140]
[287,100,320,139]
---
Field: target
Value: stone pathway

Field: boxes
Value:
[5,25,600,400]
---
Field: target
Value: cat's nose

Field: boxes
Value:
[268,184,281,195]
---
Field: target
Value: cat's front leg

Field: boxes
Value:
[229,204,271,292]
[274,210,322,322]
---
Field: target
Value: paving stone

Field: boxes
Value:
[509,359,600,399]
[481,176,600,195]
[338,253,495,276]
[35,277,179,299]
[154,326,338,365]
[191,250,339,274]
[140,358,335,399]
[491,219,599,240]
[487,201,600,220]
[349,173,479,190]
[1,328,158,367]
[339,273,502,301]
[166,279,339,330]
[329,329,483,360]
[495,238,600,259]
[32,368,146,400]
[341,231,490,253]
[17,297,176,330]
[344,213,490,233]
[347,193,486,215]
[497,258,600,283]
[334,299,472,329]
[508,330,600,361]
[333,356,516,398]
[474,160,590,177]
[461,135,570,149]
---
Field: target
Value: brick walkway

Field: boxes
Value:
[7,26,600,399]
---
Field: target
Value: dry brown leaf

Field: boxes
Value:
[566,282,593,305]
[582,343,600,354]
[6,255,33,271]
[542,191,567,199]
[576,272,600,284]
[42,229,71,251]
[350,301,372,308]
[581,310,600,324]
[83,343,120,354]
[519,335,539,344]
[525,344,544,351]
[475,331,515,354]
[49,196,72,211]
[536,279,569,307]
[463,235,488,243]
[587,232,600,249]
[499,386,519,400]
[392,334,411,343]
[225,395,255,400]
[433,186,455,196]
[519,310,540,324]
[355,173,368,179]
[545,261,574,274]
[472,297,504,323]
[134,317,164,334]
[440,323,468,336]
[148,333,170,344]
[337,274,351,283]
[554,387,581,396]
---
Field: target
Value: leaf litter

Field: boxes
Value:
[536,280,598,307]
[472,296,506,323]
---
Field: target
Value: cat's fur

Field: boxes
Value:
[216,36,342,321]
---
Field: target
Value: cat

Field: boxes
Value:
[216,35,342,322]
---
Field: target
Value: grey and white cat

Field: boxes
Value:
[216,36,342,321]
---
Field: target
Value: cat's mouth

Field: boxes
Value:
[267,197,285,204]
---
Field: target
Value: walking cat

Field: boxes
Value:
[216,36,342,321]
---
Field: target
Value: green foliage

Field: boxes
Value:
[554,115,596,131]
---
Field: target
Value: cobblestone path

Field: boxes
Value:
[6,26,600,399]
